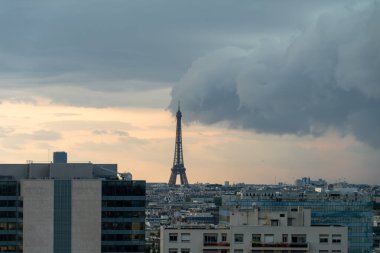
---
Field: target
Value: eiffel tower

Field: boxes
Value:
[168,103,189,187]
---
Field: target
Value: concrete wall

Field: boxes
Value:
[230,225,348,253]
[230,208,311,227]
[50,163,93,179]
[71,180,102,253]
[161,225,348,253]
[21,180,54,253]
[0,164,28,179]
[0,163,117,179]
[29,163,50,178]
[161,227,230,253]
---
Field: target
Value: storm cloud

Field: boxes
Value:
[0,0,343,91]
[170,1,380,148]
[1,0,379,147]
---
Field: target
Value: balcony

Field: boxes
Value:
[252,242,308,250]
[203,242,230,249]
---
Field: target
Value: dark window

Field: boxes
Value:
[271,219,279,226]
[102,181,146,196]
[252,234,261,243]
[234,234,244,243]
[332,234,341,244]
[204,233,218,244]
[291,234,306,244]
[319,234,329,243]
[102,245,145,252]
[169,233,178,242]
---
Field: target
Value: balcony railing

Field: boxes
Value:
[252,242,308,248]
[204,242,230,247]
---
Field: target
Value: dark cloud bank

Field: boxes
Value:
[170,1,380,148]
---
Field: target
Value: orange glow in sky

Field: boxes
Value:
[0,100,378,184]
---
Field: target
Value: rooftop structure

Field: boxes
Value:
[0,161,117,180]
[53,151,67,163]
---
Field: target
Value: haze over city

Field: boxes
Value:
[0,0,379,184]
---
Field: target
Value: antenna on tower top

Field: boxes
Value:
[178,101,180,111]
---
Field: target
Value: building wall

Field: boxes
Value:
[101,180,146,253]
[221,196,373,253]
[28,163,50,178]
[161,227,229,253]
[50,163,93,179]
[229,208,311,227]
[161,225,348,253]
[0,181,22,252]
[0,165,28,179]
[0,162,118,180]
[21,180,54,253]
[2,178,145,253]
[72,180,102,253]
[229,225,347,253]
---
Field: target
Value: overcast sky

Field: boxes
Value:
[0,0,379,184]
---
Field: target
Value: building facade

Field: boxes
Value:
[220,189,372,253]
[0,157,145,253]
[161,208,348,253]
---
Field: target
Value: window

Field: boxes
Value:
[252,234,261,243]
[169,233,178,242]
[181,233,190,242]
[287,218,294,226]
[280,213,285,217]
[332,234,341,244]
[264,234,274,243]
[291,234,306,244]
[282,234,288,243]
[271,219,279,226]
[222,233,227,242]
[204,233,218,245]
[169,249,178,253]
[234,234,244,243]
[181,249,190,253]
[319,234,329,243]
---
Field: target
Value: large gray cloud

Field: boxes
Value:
[170,1,380,148]
[0,0,343,92]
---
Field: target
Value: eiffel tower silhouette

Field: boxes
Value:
[168,102,189,186]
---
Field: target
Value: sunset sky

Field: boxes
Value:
[0,0,379,184]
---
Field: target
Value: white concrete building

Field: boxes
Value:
[0,153,146,253]
[161,208,347,253]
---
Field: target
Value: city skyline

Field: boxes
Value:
[0,0,379,185]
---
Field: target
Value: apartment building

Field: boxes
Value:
[161,208,347,253]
